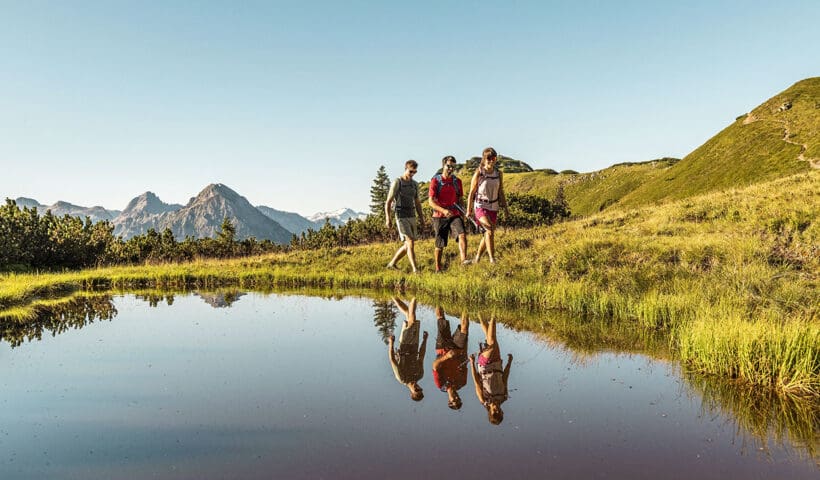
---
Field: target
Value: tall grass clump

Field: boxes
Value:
[678,313,820,397]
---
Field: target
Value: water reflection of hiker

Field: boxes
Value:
[469,315,512,425]
[385,160,424,273]
[467,147,510,264]
[429,155,470,273]
[432,306,469,409]
[388,297,428,401]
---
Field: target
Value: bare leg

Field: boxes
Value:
[460,311,469,334]
[474,236,486,262]
[458,233,468,262]
[487,316,497,346]
[485,228,496,263]
[408,297,417,324]
[406,239,418,272]
[479,315,489,337]
[434,248,443,272]
[388,244,407,267]
[477,216,495,263]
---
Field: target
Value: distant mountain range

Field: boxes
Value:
[10,184,367,244]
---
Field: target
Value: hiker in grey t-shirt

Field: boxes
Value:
[385,160,424,273]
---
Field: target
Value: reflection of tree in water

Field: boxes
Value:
[135,293,176,307]
[0,295,117,348]
[684,371,820,462]
[372,299,397,345]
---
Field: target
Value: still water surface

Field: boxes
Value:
[1,292,817,479]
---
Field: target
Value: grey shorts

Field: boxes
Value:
[432,216,465,249]
[396,217,418,241]
[399,320,420,346]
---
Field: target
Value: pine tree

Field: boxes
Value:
[369,165,391,217]
[372,299,397,345]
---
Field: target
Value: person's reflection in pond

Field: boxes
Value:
[432,306,469,410]
[470,315,512,425]
[388,297,428,401]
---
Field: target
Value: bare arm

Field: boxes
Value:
[414,196,424,223]
[432,350,454,370]
[467,170,479,216]
[419,331,428,359]
[469,354,485,403]
[428,196,451,217]
[498,170,510,216]
[388,335,397,368]
[503,353,513,394]
[385,179,398,227]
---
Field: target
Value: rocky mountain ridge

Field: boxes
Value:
[11,186,367,243]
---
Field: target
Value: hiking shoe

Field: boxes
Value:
[386,263,398,270]
[461,259,472,265]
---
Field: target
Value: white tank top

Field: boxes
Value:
[474,166,500,211]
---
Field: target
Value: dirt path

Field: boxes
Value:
[743,114,819,169]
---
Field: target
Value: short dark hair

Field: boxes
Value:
[441,155,456,167]
[405,160,418,169]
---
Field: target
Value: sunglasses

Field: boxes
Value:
[445,164,456,169]
[409,169,417,174]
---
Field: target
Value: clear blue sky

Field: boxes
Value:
[1,1,817,215]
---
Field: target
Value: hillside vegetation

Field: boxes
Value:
[502,77,819,216]
[503,158,679,216]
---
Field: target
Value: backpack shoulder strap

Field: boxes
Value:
[433,173,444,198]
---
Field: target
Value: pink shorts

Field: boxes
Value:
[475,207,497,225]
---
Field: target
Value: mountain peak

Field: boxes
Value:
[307,208,367,225]
[122,191,181,216]
[192,183,242,204]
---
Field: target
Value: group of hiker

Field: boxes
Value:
[388,297,512,425]
[384,147,510,274]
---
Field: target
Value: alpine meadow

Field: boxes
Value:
[2,78,818,400]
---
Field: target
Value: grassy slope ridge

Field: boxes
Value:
[503,159,678,216]
[503,77,819,216]
[617,77,819,208]
[2,171,818,396]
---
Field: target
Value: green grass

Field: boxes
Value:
[1,171,818,397]
[504,159,679,216]
[503,78,819,217]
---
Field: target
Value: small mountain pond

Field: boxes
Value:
[0,291,817,479]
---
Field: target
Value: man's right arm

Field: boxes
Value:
[385,179,398,227]
[428,178,451,217]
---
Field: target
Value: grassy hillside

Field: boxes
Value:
[501,78,819,216]
[503,158,679,216]
[616,77,820,208]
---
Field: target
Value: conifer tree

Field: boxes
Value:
[371,299,397,345]
[369,165,391,217]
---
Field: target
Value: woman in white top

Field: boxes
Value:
[467,147,510,263]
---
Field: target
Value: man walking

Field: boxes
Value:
[428,155,469,273]
[385,160,424,273]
